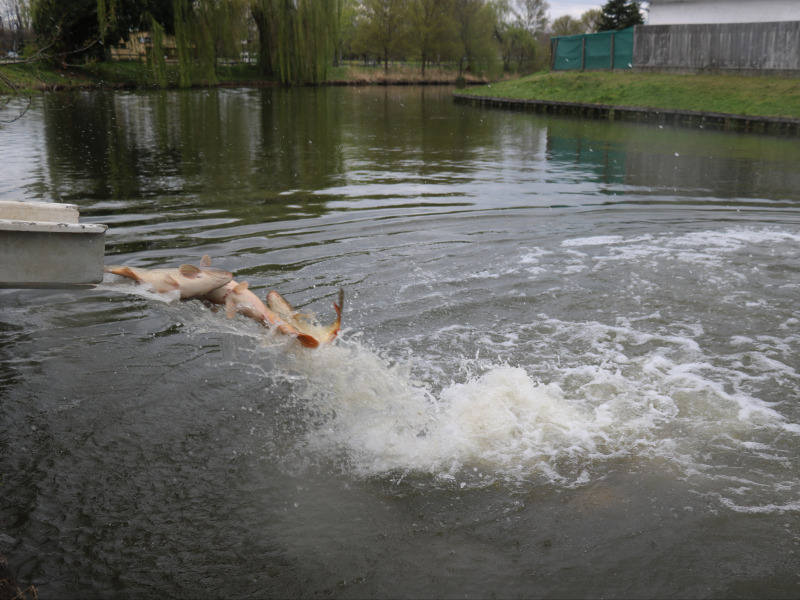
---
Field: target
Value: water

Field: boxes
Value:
[1,86,800,598]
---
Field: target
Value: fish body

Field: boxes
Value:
[266,288,344,345]
[203,280,320,348]
[106,255,342,349]
[104,261,233,298]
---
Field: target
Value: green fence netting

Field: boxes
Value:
[551,27,634,71]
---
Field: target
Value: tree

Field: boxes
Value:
[513,0,547,35]
[336,0,359,64]
[353,0,409,74]
[499,23,537,72]
[251,0,339,84]
[30,0,152,66]
[494,0,545,74]
[31,0,101,65]
[597,0,642,32]
[451,0,498,77]
[551,8,601,36]
[408,0,457,77]
[550,14,582,37]
[580,8,601,33]
[0,0,31,54]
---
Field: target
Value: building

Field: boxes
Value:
[110,32,178,62]
[647,0,800,25]
[635,0,800,75]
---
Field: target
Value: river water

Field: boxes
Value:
[1,85,800,598]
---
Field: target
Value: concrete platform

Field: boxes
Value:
[0,200,107,288]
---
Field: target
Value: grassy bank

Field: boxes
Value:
[0,60,481,94]
[326,64,487,85]
[4,61,798,121]
[458,71,800,119]
[0,60,273,93]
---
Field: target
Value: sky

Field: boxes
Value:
[547,1,650,21]
[547,1,603,20]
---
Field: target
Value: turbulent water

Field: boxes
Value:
[1,86,800,598]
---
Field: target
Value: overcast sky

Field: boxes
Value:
[548,1,650,20]
[547,1,601,20]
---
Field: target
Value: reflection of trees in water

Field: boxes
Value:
[40,88,347,224]
[39,87,800,238]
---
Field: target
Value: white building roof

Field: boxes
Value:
[647,0,800,25]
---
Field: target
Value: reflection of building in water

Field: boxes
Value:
[545,133,627,185]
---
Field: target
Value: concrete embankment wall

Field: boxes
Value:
[451,94,800,135]
[633,21,800,76]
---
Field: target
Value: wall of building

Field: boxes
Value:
[647,0,800,25]
[633,21,800,75]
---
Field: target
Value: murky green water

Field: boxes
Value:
[1,86,800,598]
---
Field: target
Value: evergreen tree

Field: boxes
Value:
[597,0,642,32]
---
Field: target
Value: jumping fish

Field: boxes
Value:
[202,279,321,348]
[266,288,344,345]
[197,256,335,348]
[103,257,233,299]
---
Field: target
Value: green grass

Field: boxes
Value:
[0,60,271,93]
[460,71,800,119]
[0,61,82,93]
[4,60,799,121]
[79,61,270,87]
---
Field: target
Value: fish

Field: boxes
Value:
[103,257,233,299]
[197,256,335,348]
[266,287,344,346]
[202,279,321,348]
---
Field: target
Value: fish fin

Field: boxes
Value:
[335,288,344,318]
[179,264,203,278]
[267,290,295,316]
[104,266,142,282]
[225,296,237,319]
[200,255,212,267]
[295,334,320,348]
[321,288,344,343]
[234,281,249,293]
[163,274,180,290]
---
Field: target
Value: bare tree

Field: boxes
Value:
[513,0,548,35]
[0,0,29,54]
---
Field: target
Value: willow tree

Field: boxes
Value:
[251,0,339,85]
[173,0,224,88]
[148,14,168,88]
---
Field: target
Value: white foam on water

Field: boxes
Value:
[134,225,800,513]
[98,277,182,303]
[264,225,800,512]
[279,327,798,494]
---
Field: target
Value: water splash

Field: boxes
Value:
[265,322,799,505]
